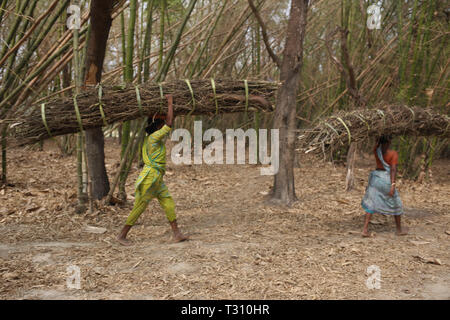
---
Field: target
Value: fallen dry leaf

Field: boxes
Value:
[413,255,443,265]
[83,225,107,234]
[335,199,350,205]
[26,205,41,213]
[409,240,431,245]
[3,272,20,280]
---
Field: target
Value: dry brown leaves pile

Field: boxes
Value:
[0,140,449,299]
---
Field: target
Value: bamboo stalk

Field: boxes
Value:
[157,0,166,72]
[0,0,58,68]
[105,120,146,205]
[189,0,228,78]
[156,0,198,82]
[119,0,138,200]
[0,0,31,61]
[73,9,86,209]
[142,0,155,82]
[1,127,6,184]
[0,0,71,112]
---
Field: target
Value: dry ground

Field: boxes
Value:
[0,138,449,300]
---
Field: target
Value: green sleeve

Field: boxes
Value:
[149,124,171,142]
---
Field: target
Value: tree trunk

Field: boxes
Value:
[270,0,308,205]
[83,0,114,200]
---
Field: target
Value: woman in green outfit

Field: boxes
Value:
[117,94,188,246]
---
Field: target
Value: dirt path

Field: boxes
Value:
[1,141,449,299]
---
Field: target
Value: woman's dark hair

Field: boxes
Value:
[378,134,392,145]
[145,118,165,135]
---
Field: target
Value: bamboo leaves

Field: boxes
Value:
[156,0,198,82]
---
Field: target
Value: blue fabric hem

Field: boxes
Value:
[361,202,376,214]
[361,201,403,215]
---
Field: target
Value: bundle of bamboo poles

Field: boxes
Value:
[6,79,278,146]
[298,105,449,155]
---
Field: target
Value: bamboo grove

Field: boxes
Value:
[0,0,449,209]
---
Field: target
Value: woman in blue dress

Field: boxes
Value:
[361,135,408,237]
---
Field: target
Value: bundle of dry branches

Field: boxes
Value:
[6,79,278,146]
[298,105,449,155]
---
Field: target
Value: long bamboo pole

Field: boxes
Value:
[119,0,137,199]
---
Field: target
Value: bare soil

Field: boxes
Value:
[0,139,449,300]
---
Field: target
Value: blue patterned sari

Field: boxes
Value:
[361,146,403,215]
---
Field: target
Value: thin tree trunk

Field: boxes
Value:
[83,0,114,200]
[270,0,308,205]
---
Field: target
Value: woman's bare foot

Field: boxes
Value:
[173,230,189,242]
[117,225,133,246]
[396,226,409,236]
[394,216,408,236]
[362,213,372,238]
[117,236,133,246]
[170,220,189,242]
[362,231,375,238]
